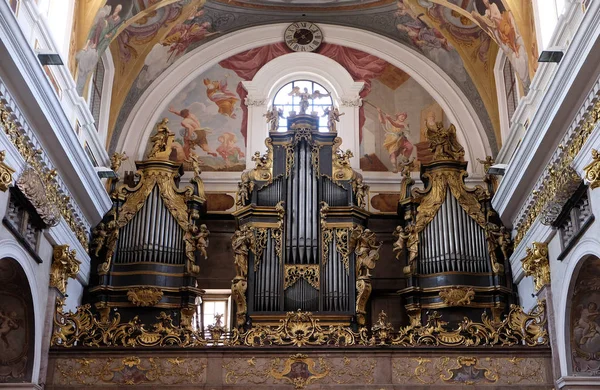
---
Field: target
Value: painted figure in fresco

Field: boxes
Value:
[0,309,19,348]
[473,0,519,56]
[575,302,600,346]
[377,107,414,173]
[288,87,330,115]
[163,16,211,59]
[168,106,217,158]
[203,78,239,118]
[216,132,245,167]
[395,1,450,52]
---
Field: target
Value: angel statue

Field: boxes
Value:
[288,86,330,115]
[197,224,210,260]
[187,152,203,180]
[232,225,252,279]
[264,106,284,132]
[351,227,381,278]
[323,106,345,132]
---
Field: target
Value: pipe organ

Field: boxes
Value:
[87,119,207,327]
[396,123,515,324]
[233,114,377,328]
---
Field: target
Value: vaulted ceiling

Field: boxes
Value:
[70,0,539,154]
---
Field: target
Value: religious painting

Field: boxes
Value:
[146,63,245,172]
[360,64,447,173]
[0,258,33,383]
[571,256,600,375]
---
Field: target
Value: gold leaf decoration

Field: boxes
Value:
[284,264,320,290]
[0,150,15,191]
[584,148,600,189]
[126,287,164,307]
[49,245,80,295]
[439,287,475,306]
[521,242,550,292]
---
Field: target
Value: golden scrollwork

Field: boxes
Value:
[251,226,269,271]
[584,148,600,189]
[284,264,320,290]
[439,287,475,306]
[126,287,164,307]
[54,356,207,386]
[332,137,355,181]
[521,242,550,292]
[0,101,89,249]
[0,150,15,191]
[51,297,207,348]
[53,299,548,348]
[233,310,365,347]
[50,245,80,295]
[515,100,600,246]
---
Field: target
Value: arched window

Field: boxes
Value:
[503,58,519,125]
[272,80,333,132]
[89,58,106,130]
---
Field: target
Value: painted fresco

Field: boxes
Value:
[0,259,33,383]
[360,65,447,173]
[145,64,245,172]
[571,256,600,375]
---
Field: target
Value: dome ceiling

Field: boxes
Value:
[70,0,539,156]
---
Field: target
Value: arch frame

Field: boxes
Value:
[0,240,44,384]
[116,23,491,177]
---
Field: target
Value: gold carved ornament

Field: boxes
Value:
[231,224,252,328]
[439,287,475,306]
[16,167,61,226]
[51,297,208,348]
[515,100,600,246]
[584,148,600,189]
[332,137,355,181]
[49,245,80,295]
[52,299,548,348]
[127,287,164,307]
[0,101,89,249]
[284,264,320,290]
[521,242,550,292]
[0,150,15,191]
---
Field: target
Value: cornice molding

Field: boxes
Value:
[0,1,111,225]
[492,0,600,223]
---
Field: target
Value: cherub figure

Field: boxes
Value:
[323,106,345,132]
[0,309,19,348]
[92,223,107,257]
[197,224,210,259]
[110,152,128,172]
[392,225,410,261]
[353,176,368,209]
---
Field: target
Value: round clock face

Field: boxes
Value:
[284,22,323,52]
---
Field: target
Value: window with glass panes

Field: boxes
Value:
[89,59,105,129]
[202,299,228,329]
[272,80,333,132]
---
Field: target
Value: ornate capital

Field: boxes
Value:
[0,150,15,191]
[584,148,600,189]
[340,97,362,107]
[127,287,163,307]
[521,242,550,292]
[244,96,267,106]
[50,245,80,295]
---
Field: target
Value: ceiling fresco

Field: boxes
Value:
[69,0,539,156]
